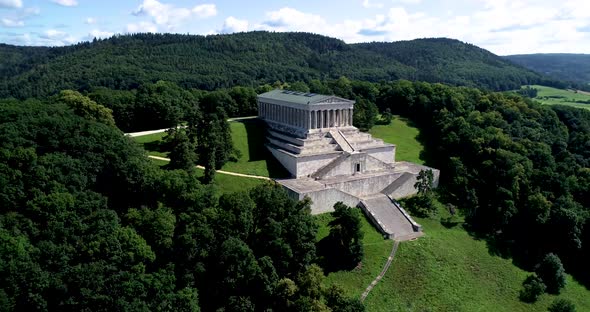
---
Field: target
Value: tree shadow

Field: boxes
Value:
[440,216,461,229]
[142,140,169,155]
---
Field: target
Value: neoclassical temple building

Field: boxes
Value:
[258,89,440,240]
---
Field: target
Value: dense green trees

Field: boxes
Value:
[505,53,590,89]
[0,32,554,100]
[536,253,567,294]
[0,99,363,311]
[548,298,577,312]
[404,169,437,217]
[375,79,590,285]
[318,203,364,271]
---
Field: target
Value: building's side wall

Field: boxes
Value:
[363,145,396,164]
[296,153,341,178]
[325,172,404,197]
[303,188,361,214]
[267,147,298,178]
[320,153,392,179]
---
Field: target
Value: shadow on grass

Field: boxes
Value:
[241,119,291,179]
[142,140,169,155]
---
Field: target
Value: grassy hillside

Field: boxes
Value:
[524,85,590,110]
[317,209,590,312]
[506,53,590,85]
[369,116,424,164]
[0,32,546,99]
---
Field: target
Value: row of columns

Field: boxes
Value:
[259,101,353,129]
[309,108,353,129]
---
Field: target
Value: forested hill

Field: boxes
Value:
[0,32,547,99]
[505,53,590,86]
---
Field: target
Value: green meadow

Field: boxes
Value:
[525,85,590,110]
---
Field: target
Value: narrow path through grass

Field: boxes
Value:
[360,240,399,302]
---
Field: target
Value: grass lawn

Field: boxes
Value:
[133,132,168,157]
[317,212,394,300]
[148,155,265,194]
[221,120,289,178]
[131,119,289,178]
[525,85,590,110]
[369,116,424,164]
[316,208,590,312]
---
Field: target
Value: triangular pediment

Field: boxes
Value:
[310,96,354,105]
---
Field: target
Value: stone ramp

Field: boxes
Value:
[359,193,418,240]
[311,152,350,180]
[328,130,355,152]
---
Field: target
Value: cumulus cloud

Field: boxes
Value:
[0,0,22,9]
[85,17,97,24]
[1,17,23,27]
[221,16,248,34]
[126,21,158,33]
[132,0,216,31]
[362,0,383,9]
[51,0,78,7]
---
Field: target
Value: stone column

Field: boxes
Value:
[320,110,324,129]
[337,109,341,127]
[330,110,334,128]
[349,108,353,126]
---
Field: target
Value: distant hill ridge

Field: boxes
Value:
[505,53,590,86]
[0,31,550,98]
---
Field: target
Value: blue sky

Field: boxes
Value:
[1,0,589,55]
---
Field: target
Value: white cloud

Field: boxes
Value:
[39,29,77,46]
[51,0,78,7]
[132,0,216,31]
[262,7,328,32]
[85,17,97,24]
[89,29,114,39]
[256,1,590,55]
[0,0,22,9]
[362,0,383,9]
[126,21,158,33]
[192,4,216,18]
[221,16,248,34]
[1,17,23,27]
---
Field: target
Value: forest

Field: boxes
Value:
[0,32,559,100]
[505,53,590,87]
[1,75,589,310]
[0,96,367,311]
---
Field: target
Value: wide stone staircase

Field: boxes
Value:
[359,193,422,241]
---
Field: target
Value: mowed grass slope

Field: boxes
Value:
[369,116,424,164]
[317,210,590,312]
[525,85,590,110]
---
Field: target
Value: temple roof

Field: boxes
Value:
[257,89,354,105]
